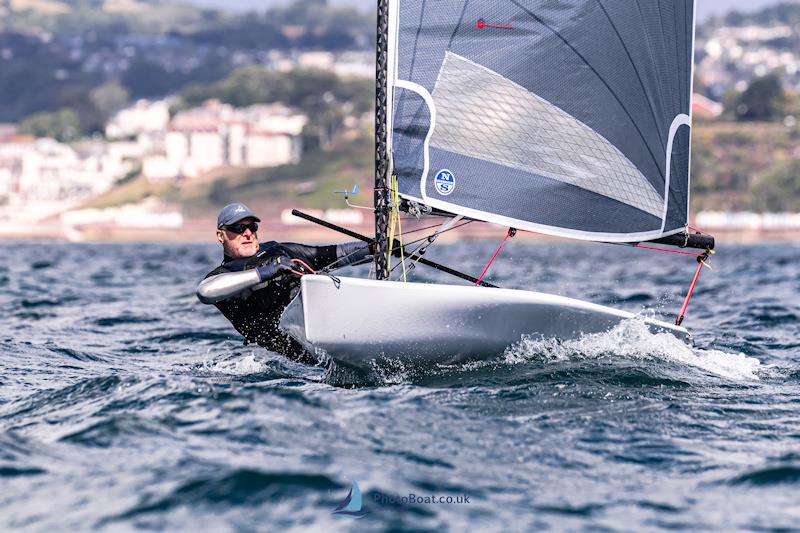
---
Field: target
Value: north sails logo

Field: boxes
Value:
[434,169,455,196]
[332,480,367,518]
[234,205,246,213]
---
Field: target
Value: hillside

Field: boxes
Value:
[0,0,373,126]
[691,121,800,212]
[0,0,373,37]
[707,1,800,28]
[0,0,213,33]
[84,134,375,217]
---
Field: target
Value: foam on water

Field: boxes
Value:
[504,316,762,381]
[202,354,270,376]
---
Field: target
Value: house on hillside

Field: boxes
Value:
[106,99,171,140]
[0,136,131,207]
[143,100,307,181]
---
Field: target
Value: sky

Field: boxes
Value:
[184,0,800,21]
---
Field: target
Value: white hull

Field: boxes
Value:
[280,275,689,371]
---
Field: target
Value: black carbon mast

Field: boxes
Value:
[374,0,391,280]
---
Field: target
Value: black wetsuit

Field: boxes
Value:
[204,241,355,364]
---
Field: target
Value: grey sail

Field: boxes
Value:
[388,0,694,241]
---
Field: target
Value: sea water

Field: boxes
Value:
[1,242,798,530]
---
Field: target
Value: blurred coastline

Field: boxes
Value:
[4,212,799,244]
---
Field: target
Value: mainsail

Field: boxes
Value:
[387,0,695,242]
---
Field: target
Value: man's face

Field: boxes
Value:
[217,217,260,259]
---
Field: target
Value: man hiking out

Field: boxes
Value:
[197,203,372,364]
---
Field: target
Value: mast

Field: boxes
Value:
[374,0,390,279]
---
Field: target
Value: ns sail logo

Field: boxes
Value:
[434,169,455,196]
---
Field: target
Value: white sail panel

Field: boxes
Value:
[430,52,664,218]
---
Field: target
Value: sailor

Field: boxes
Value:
[197,202,373,364]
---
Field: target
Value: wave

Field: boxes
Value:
[728,465,800,486]
[101,470,342,524]
[1,375,123,422]
[336,315,764,387]
[59,414,169,448]
[503,316,762,381]
[93,315,161,327]
[202,354,271,376]
[194,353,327,387]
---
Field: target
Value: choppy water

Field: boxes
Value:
[1,241,799,531]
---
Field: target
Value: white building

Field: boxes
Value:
[145,99,307,181]
[0,135,131,206]
[332,51,374,79]
[142,155,180,182]
[106,99,171,140]
[298,51,335,70]
[244,132,302,167]
[0,124,16,140]
[265,51,374,79]
[241,103,307,135]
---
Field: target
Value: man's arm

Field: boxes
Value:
[334,241,373,268]
[197,262,291,304]
[197,270,261,304]
[281,242,372,271]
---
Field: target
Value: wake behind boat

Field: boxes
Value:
[280,0,715,372]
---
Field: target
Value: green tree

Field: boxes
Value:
[122,60,173,99]
[732,74,786,121]
[749,158,800,211]
[19,108,83,142]
[90,81,129,120]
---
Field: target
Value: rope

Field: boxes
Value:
[399,221,457,236]
[289,258,316,277]
[389,235,429,278]
[475,228,515,286]
[402,220,473,247]
[687,224,708,235]
[388,220,474,276]
[313,219,473,277]
[388,174,407,281]
[632,244,704,257]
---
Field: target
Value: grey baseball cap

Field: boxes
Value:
[217,203,261,228]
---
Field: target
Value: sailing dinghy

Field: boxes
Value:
[281,0,715,371]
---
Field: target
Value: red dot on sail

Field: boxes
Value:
[477,19,486,29]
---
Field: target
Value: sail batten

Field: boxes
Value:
[388,0,695,241]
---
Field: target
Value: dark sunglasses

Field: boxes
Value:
[222,222,259,235]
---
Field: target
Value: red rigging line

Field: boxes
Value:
[675,251,711,326]
[633,244,704,257]
[476,228,516,286]
[289,258,316,277]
